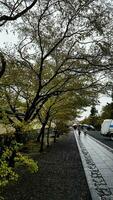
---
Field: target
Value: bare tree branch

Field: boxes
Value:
[0,0,38,26]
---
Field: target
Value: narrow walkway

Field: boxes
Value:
[74,130,113,200]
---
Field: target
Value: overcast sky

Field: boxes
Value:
[0,29,18,47]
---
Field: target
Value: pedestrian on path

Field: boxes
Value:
[78,125,81,136]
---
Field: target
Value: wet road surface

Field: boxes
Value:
[87,131,113,150]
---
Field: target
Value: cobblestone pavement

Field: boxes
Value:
[74,131,113,200]
[2,132,91,200]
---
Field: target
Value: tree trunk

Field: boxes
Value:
[46,121,51,147]
[39,124,46,152]
[37,131,42,142]
[47,129,50,147]
[8,150,16,167]
[15,127,23,143]
[38,108,50,152]
[47,126,51,147]
[54,130,57,143]
[0,53,6,78]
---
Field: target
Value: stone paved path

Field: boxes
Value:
[74,131,113,200]
[2,131,91,200]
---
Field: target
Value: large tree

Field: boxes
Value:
[1,0,113,132]
[12,0,111,120]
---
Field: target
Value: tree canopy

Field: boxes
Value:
[1,0,113,193]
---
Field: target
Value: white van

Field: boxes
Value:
[101,119,113,137]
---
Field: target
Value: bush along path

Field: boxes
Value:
[2,131,92,200]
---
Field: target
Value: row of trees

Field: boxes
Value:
[81,101,113,130]
[0,0,113,194]
[1,0,108,148]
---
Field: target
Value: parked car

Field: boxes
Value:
[101,119,113,138]
[81,124,95,131]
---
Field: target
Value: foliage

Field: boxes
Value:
[55,122,69,135]
[90,105,98,117]
[0,159,18,187]
[15,153,38,173]
[0,142,38,188]
[8,0,110,123]
[0,0,112,130]
[81,115,102,130]
[0,109,38,198]
[0,144,18,187]
[100,102,113,120]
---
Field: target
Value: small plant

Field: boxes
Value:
[15,153,38,173]
[0,143,38,186]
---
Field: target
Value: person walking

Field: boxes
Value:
[78,125,81,136]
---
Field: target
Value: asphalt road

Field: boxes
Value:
[87,131,113,149]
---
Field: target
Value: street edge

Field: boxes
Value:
[73,131,99,200]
